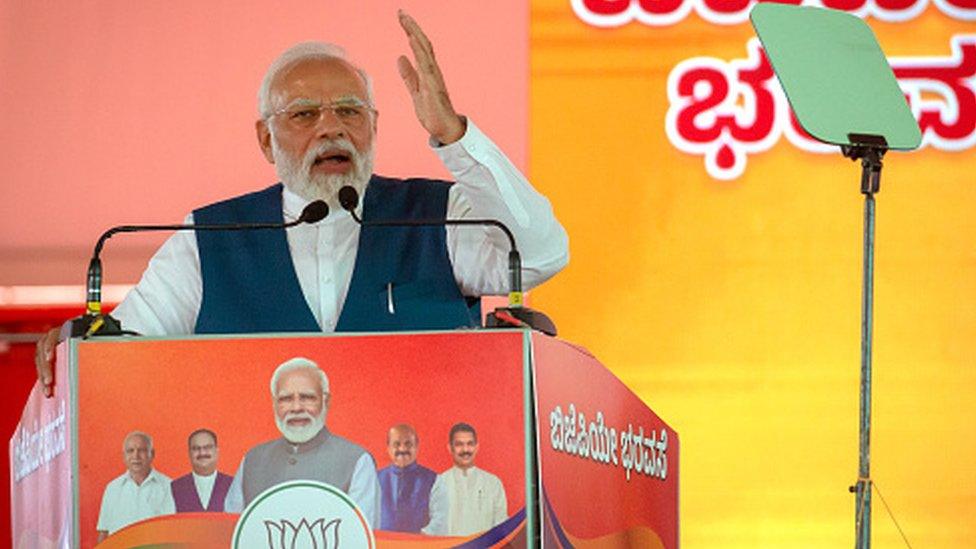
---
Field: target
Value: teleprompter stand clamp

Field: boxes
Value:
[751,5,921,547]
[843,133,887,196]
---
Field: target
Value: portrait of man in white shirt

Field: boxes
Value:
[96,431,175,543]
[424,422,508,536]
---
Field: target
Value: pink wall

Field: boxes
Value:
[0,1,528,285]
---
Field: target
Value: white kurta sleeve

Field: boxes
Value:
[422,474,448,535]
[348,453,381,527]
[437,120,569,296]
[111,214,203,336]
[222,457,247,513]
[96,481,113,533]
[491,475,508,527]
[160,480,176,515]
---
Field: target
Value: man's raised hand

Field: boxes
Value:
[397,10,466,145]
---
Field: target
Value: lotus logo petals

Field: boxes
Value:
[264,518,341,549]
[234,481,374,549]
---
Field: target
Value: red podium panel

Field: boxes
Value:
[10,331,678,548]
[534,337,679,547]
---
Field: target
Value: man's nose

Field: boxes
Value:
[314,108,346,140]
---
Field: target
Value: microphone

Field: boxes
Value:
[337,186,556,335]
[74,200,329,338]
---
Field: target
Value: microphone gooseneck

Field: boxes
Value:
[80,199,329,337]
[337,185,522,302]
[335,185,554,335]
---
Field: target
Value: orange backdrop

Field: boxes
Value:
[529,1,975,546]
[3,1,975,547]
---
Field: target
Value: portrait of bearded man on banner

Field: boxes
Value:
[223,357,380,525]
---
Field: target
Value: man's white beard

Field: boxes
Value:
[272,134,373,204]
[275,408,328,444]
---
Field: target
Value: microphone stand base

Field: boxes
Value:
[486,307,558,336]
[68,314,125,338]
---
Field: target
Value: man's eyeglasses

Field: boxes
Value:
[268,99,375,129]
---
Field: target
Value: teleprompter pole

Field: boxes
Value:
[750,5,922,546]
[844,138,885,549]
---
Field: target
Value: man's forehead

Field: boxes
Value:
[452,432,476,443]
[125,436,148,449]
[276,369,322,394]
[282,94,367,109]
[272,58,367,103]
[190,432,215,445]
[390,429,417,443]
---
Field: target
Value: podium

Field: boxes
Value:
[11,330,678,548]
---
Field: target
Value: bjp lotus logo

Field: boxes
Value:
[264,518,341,549]
[233,481,374,549]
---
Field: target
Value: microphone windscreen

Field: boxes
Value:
[299,200,329,223]
[338,186,360,212]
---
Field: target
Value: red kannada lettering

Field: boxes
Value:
[572,0,972,26]
[895,35,976,148]
[665,35,976,180]
[665,39,780,180]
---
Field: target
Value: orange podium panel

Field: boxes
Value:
[11,330,678,548]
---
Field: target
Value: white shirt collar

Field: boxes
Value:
[282,184,315,222]
[192,470,217,481]
[124,468,163,486]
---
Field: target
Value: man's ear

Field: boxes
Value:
[256,119,275,163]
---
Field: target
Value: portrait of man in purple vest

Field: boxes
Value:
[224,357,380,525]
[377,423,437,532]
[169,428,234,513]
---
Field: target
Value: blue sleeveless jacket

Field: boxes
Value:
[192,177,478,333]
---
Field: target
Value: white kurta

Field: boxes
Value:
[223,451,380,527]
[112,120,568,335]
[423,466,507,536]
[96,469,175,535]
[191,471,216,509]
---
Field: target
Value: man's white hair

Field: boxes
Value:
[123,431,153,453]
[270,357,330,397]
[258,42,375,119]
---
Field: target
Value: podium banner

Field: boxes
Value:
[535,336,680,548]
[12,331,679,548]
[9,350,72,549]
[26,331,531,548]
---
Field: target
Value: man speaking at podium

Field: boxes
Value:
[35,11,568,394]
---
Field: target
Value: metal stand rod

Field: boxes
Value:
[843,140,884,549]
[855,191,875,549]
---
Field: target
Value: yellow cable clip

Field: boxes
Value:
[508,291,524,307]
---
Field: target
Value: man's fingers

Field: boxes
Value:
[397,55,419,94]
[35,328,58,398]
[406,35,448,97]
[406,33,433,76]
[400,10,442,85]
[398,10,434,56]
